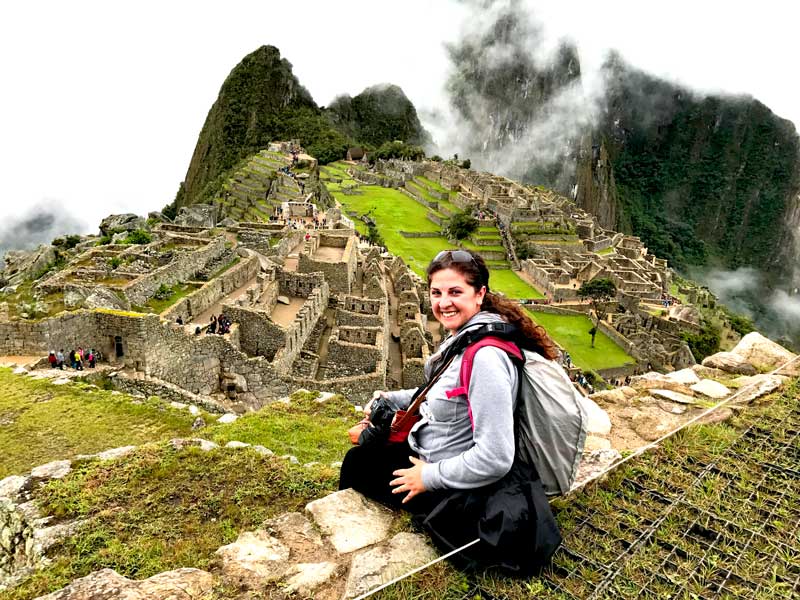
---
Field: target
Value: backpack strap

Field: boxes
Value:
[446,336,523,429]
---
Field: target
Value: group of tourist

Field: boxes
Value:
[47,347,98,370]
[206,314,231,335]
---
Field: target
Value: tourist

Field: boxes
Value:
[68,349,76,369]
[194,326,202,335]
[56,349,65,370]
[340,249,561,573]
[176,315,183,325]
[48,351,57,369]
[88,349,96,368]
[74,349,83,371]
[207,315,217,335]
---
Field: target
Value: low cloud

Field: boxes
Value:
[0,201,87,261]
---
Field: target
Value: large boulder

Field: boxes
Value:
[35,567,214,599]
[306,489,393,554]
[702,352,757,375]
[1,245,56,287]
[174,205,217,228]
[99,213,145,236]
[729,332,798,375]
[84,286,130,311]
[147,211,171,224]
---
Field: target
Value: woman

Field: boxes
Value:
[340,249,562,573]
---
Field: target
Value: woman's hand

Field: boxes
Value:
[390,457,428,503]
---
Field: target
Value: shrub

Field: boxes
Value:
[460,158,472,169]
[108,257,122,270]
[681,321,721,361]
[153,284,173,301]
[444,211,479,240]
[124,229,152,245]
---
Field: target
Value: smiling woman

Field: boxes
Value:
[339,250,562,574]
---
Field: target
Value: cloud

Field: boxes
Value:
[768,290,800,333]
[703,267,762,298]
[0,201,87,261]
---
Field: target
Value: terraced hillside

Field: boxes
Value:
[322,162,543,299]
[212,150,306,222]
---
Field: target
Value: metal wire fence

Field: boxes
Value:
[465,382,799,599]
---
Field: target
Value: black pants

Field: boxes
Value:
[339,441,448,516]
[339,441,562,574]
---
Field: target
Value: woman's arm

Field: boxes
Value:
[422,346,517,490]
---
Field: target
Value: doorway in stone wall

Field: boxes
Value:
[114,336,124,359]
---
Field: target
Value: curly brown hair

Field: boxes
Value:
[426,250,559,360]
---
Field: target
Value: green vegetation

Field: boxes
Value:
[681,320,721,361]
[443,210,478,240]
[368,140,425,163]
[327,84,428,147]
[122,229,152,245]
[526,310,636,371]
[136,282,200,314]
[577,278,617,348]
[8,446,338,600]
[0,368,199,478]
[52,234,82,250]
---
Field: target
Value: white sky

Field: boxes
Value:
[1,0,798,241]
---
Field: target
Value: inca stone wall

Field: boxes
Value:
[298,235,357,295]
[123,237,227,305]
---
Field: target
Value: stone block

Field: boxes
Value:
[305,488,393,554]
[690,379,730,399]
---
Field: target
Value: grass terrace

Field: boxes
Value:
[0,368,199,479]
[526,310,636,371]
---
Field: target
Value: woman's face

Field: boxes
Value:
[429,267,485,333]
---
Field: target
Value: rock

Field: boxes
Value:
[191,417,206,430]
[664,368,700,385]
[588,389,629,405]
[630,410,682,442]
[698,408,734,425]
[188,405,200,416]
[730,374,785,404]
[690,365,728,379]
[63,285,91,308]
[51,377,70,385]
[174,205,216,228]
[690,379,731,399]
[573,449,622,489]
[0,475,28,499]
[650,389,697,405]
[34,519,88,555]
[2,245,56,287]
[217,413,238,424]
[343,533,438,599]
[84,286,130,311]
[629,373,695,395]
[99,213,146,236]
[584,435,612,451]
[582,397,611,435]
[283,562,339,596]
[218,217,238,227]
[277,295,291,305]
[730,332,798,375]
[265,512,325,550]
[35,567,214,599]
[73,446,136,463]
[169,401,187,410]
[225,441,250,449]
[12,366,28,375]
[215,530,291,588]
[30,460,71,480]
[169,438,218,452]
[147,211,171,223]
[669,304,702,325]
[253,445,274,456]
[702,352,757,375]
[306,489,393,554]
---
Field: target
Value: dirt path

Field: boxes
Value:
[0,355,41,367]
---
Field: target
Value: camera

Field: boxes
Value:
[358,397,396,446]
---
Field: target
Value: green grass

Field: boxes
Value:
[490,270,544,299]
[0,368,200,478]
[137,282,201,314]
[7,445,339,600]
[526,310,636,370]
[205,391,356,464]
[596,247,616,256]
[416,175,449,194]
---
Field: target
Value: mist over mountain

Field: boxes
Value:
[0,203,86,262]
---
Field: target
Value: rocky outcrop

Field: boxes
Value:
[98,214,145,236]
[729,332,799,375]
[173,205,217,228]
[1,245,56,288]
[34,567,214,600]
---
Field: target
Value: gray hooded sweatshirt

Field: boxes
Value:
[386,312,519,491]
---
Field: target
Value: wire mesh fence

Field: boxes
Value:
[465,383,800,600]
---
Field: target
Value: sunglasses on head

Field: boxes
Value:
[433,250,476,264]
